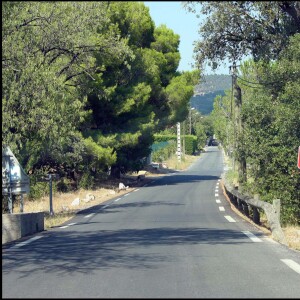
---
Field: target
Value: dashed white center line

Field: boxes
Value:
[216,199,221,203]
[102,205,109,209]
[242,231,262,242]
[124,193,130,197]
[11,236,43,248]
[84,213,95,218]
[281,259,300,274]
[215,193,218,197]
[224,215,236,222]
[219,206,225,211]
[114,198,121,202]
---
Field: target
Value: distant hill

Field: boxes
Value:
[191,75,231,115]
[194,74,231,95]
[191,90,225,115]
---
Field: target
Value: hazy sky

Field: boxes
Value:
[144,1,230,75]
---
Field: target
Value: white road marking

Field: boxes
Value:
[124,193,129,197]
[216,199,221,203]
[215,193,218,197]
[242,231,262,242]
[102,205,109,209]
[219,206,225,211]
[134,189,139,192]
[11,236,43,248]
[114,198,121,202]
[68,223,77,226]
[215,189,218,192]
[84,213,95,218]
[224,215,236,222]
[281,259,300,274]
[59,225,69,229]
[264,237,278,244]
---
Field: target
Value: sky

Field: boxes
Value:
[144,1,230,75]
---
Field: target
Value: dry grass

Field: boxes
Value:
[13,179,147,229]
[283,226,300,251]
[164,154,199,171]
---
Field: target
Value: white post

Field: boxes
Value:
[177,122,181,162]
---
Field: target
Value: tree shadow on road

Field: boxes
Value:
[3,226,251,277]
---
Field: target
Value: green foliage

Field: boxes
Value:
[185,1,300,71]
[2,1,131,176]
[184,135,197,155]
[83,137,116,170]
[78,172,95,190]
[2,1,202,201]
[211,34,300,224]
[194,122,207,149]
[152,141,176,162]
[29,181,49,201]
[154,134,177,142]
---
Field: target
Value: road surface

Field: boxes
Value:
[2,146,300,298]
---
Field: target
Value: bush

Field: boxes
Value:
[152,141,176,162]
[184,135,197,155]
[78,172,95,190]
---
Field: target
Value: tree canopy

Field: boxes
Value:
[2,1,199,188]
[184,1,300,70]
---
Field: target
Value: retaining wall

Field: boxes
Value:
[2,212,44,244]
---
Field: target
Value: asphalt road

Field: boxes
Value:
[2,146,300,298]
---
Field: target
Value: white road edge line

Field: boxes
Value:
[280,259,300,274]
[84,213,95,218]
[11,236,43,248]
[242,231,262,242]
[114,198,121,202]
[224,215,236,222]
[124,193,130,197]
[134,189,139,192]
[102,205,109,209]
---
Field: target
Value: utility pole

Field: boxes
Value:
[231,62,247,186]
